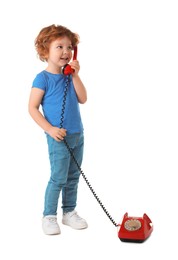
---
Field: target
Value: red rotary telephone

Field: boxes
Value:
[62,46,77,75]
[118,212,153,242]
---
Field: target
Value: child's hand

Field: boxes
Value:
[70,60,80,76]
[47,126,67,142]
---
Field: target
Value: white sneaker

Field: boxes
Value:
[42,215,61,235]
[62,210,88,230]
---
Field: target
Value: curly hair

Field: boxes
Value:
[35,24,80,62]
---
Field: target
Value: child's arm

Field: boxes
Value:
[70,60,87,104]
[28,88,66,141]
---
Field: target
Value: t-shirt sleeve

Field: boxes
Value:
[32,72,46,91]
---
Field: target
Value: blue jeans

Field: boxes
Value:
[43,133,84,216]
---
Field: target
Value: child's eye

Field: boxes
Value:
[56,45,73,51]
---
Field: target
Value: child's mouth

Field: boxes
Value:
[61,57,69,61]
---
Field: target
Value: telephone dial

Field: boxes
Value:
[62,46,77,75]
[60,45,153,242]
[118,212,153,242]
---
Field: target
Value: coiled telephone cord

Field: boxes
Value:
[60,75,118,227]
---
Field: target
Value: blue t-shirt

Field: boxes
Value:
[32,70,83,134]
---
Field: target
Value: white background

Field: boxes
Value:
[0,0,178,259]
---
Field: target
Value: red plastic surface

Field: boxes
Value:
[118,212,153,242]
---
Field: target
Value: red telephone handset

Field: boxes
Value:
[62,46,78,75]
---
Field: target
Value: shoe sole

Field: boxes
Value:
[43,230,61,235]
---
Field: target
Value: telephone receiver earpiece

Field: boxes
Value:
[62,46,78,75]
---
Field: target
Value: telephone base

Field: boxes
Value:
[118,212,153,243]
[119,238,148,243]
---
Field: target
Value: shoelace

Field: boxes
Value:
[71,211,83,221]
[47,217,57,224]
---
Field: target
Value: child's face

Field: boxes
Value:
[47,36,73,69]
